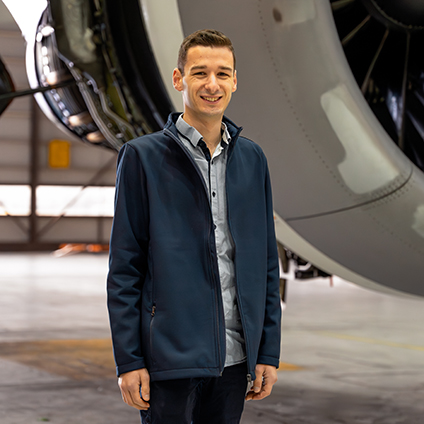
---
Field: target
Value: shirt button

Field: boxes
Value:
[212,192,216,197]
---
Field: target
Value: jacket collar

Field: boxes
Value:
[164,112,243,143]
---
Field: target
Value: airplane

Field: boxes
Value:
[1,0,424,298]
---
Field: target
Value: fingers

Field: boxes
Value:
[118,368,151,410]
[245,374,263,401]
[140,368,150,402]
[245,364,277,401]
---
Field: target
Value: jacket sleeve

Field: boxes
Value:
[107,143,149,376]
[257,160,282,368]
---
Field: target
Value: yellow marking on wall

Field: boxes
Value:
[0,339,115,380]
[318,332,424,352]
[49,139,71,168]
[278,361,304,371]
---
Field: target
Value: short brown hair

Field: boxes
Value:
[177,29,236,75]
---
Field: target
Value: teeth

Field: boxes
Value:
[203,97,220,102]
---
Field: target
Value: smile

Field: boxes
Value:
[201,96,222,102]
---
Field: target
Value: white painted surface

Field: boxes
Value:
[321,84,399,194]
[140,0,184,111]
[274,212,417,299]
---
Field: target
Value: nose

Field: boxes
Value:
[204,73,219,93]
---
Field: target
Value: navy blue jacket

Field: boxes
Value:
[107,113,281,382]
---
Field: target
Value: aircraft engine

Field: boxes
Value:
[4,0,424,297]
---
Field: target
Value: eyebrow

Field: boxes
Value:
[190,65,234,73]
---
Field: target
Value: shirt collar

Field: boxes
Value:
[176,114,203,148]
[176,114,232,148]
[221,121,231,145]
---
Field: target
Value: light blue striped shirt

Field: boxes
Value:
[176,114,246,367]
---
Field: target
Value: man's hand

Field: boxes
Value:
[118,368,150,410]
[245,364,278,401]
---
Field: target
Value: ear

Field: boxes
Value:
[173,68,183,92]
[232,70,238,93]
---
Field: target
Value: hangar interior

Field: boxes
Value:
[1,0,424,423]
[0,1,116,250]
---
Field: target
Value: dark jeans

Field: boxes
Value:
[140,362,248,424]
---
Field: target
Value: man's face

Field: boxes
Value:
[173,46,237,122]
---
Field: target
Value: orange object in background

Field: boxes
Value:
[53,243,109,257]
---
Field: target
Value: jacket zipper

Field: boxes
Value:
[225,128,253,380]
[197,142,223,372]
[163,127,225,373]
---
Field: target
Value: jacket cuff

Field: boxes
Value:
[116,359,146,377]
[256,354,280,369]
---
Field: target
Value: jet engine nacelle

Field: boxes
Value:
[4,0,424,297]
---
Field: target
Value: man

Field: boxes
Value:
[107,29,281,424]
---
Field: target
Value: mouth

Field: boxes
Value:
[201,96,222,103]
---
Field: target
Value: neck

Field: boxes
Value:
[182,113,223,152]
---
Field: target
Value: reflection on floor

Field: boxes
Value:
[1,253,424,423]
[0,339,115,381]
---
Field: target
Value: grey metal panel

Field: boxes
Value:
[0,166,29,183]
[102,218,112,244]
[0,139,30,166]
[0,99,31,185]
[36,118,81,145]
[37,168,116,186]
[0,30,25,57]
[37,217,112,244]
[0,110,30,140]
[6,97,30,113]
[289,166,424,295]
[1,56,28,88]
[0,217,29,242]
[0,2,16,31]
[64,144,116,169]
[36,142,116,185]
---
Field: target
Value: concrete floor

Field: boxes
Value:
[1,253,424,423]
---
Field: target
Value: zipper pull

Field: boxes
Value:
[151,305,156,317]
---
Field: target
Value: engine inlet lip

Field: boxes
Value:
[361,0,424,32]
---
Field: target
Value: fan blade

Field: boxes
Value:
[332,0,356,12]
[361,28,389,94]
[342,15,371,46]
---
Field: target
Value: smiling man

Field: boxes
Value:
[107,29,282,424]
